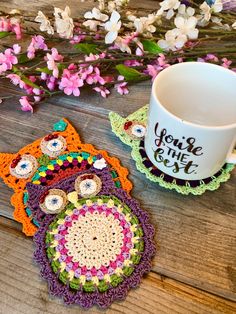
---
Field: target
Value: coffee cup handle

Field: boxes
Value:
[226,149,236,164]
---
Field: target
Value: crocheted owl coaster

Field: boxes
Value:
[109,105,235,195]
[34,189,155,308]
[0,118,155,308]
[0,119,132,236]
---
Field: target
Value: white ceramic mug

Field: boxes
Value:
[145,62,236,181]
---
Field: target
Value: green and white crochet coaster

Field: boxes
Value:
[109,105,235,196]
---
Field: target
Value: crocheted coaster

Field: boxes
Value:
[0,119,132,236]
[0,118,156,308]
[34,190,155,308]
[109,105,235,195]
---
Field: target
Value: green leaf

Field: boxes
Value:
[21,75,41,89]
[36,67,53,75]
[141,40,163,54]
[0,31,10,39]
[18,53,30,64]
[74,43,99,54]
[116,64,147,81]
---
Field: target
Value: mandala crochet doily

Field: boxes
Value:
[109,105,235,195]
[34,190,155,308]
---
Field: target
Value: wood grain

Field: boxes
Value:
[0,0,236,312]
[0,85,235,303]
[1,217,236,314]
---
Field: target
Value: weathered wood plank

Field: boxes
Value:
[0,97,235,302]
[1,217,236,314]
[0,0,236,307]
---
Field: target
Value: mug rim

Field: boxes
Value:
[152,61,236,130]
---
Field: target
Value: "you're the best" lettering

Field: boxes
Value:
[153,122,203,175]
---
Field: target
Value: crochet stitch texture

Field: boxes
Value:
[0,119,132,235]
[109,105,235,195]
[0,118,155,308]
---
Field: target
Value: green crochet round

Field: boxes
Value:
[109,105,235,196]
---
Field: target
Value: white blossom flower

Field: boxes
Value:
[212,0,223,12]
[232,21,236,29]
[126,12,136,22]
[35,11,54,35]
[199,0,223,22]
[107,0,129,12]
[157,0,181,19]
[211,16,230,30]
[115,36,132,53]
[177,4,195,18]
[199,2,211,21]
[134,14,156,34]
[84,7,108,22]
[104,10,121,44]
[54,6,74,39]
[158,29,187,51]
[174,16,199,40]
[83,20,101,31]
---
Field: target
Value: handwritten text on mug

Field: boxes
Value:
[152,122,203,174]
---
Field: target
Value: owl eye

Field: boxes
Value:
[131,124,146,138]
[40,134,66,157]
[74,174,102,197]
[123,121,146,139]
[10,154,38,179]
[39,189,67,214]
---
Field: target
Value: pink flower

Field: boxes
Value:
[79,65,94,80]
[124,59,142,67]
[41,72,48,80]
[46,48,63,78]
[114,75,129,95]
[12,22,22,40]
[32,88,44,102]
[69,34,86,44]
[27,35,48,59]
[221,57,232,68]
[13,44,21,54]
[85,53,106,62]
[136,47,144,56]
[146,65,160,81]
[135,41,144,56]
[0,18,22,39]
[19,96,33,112]
[68,63,77,71]
[0,48,18,74]
[0,18,11,31]
[47,76,58,91]
[86,67,105,85]
[6,74,25,88]
[59,69,84,96]
[157,54,168,67]
[197,57,205,62]
[93,86,110,98]
[205,54,219,62]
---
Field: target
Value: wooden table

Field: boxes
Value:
[0,1,236,313]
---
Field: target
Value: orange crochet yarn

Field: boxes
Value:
[0,119,132,236]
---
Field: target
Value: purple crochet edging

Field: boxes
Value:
[33,188,156,309]
[27,166,115,224]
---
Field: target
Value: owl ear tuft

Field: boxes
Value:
[109,112,124,133]
[53,118,82,149]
